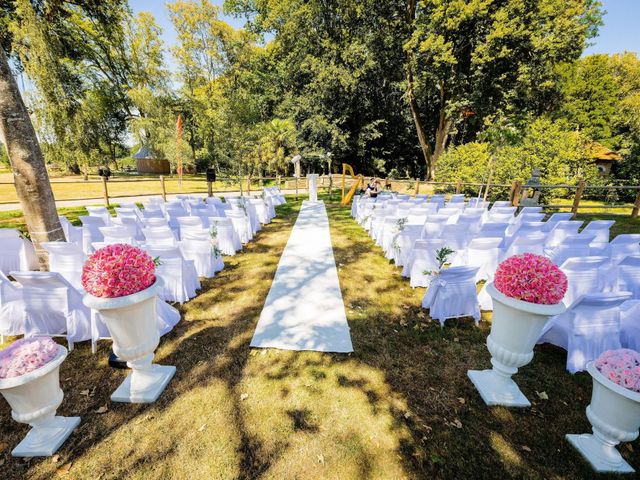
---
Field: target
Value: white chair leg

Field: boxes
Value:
[68,339,74,351]
[1,334,4,344]
[91,339,97,354]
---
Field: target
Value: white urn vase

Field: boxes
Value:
[83,279,175,403]
[468,282,565,407]
[567,362,640,473]
[0,345,80,457]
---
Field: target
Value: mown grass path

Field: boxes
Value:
[1,197,639,479]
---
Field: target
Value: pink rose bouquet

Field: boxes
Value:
[494,253,568,305]
[0,337,59,379]
[595,349,640,393]
[82,244,156,298]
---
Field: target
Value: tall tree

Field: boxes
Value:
[405,0,602,178]
[0,48,64,268]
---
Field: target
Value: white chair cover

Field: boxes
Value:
[10,271,92,349]
[616,255,640,299]
[143,227,178,247]
[99,226,137,246]
[79,216,105,254]
[421,266,480,326]
[391,225,422,266]
[608,234,640,263]
[457,237,502,282]
[548,234,595,267]
[0,271,28,339]
[490,201,512,210]
[405,239,444,287]
[559,256,612,307]
[541,212,574,232]
[539,292,631,373]
[143,246,200,303]
[180,237,220,278]
[86,206,112,226]
[0,235,39,274]
[59,216,83,246]
[476,222,508,239]
[544,220,583,249]
[209,217,241,255]
[41,242,86,290]
[620,300,640,351]
[226,210,252,244]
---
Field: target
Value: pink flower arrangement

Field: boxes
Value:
[82,244,156,298]
[494,253,568,305]
[595,349,640,393]
[0,337,59,379]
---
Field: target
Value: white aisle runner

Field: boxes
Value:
[250,201,353,352]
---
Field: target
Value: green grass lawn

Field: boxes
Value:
[1,196,639,479]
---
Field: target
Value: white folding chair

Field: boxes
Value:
[421,266,480,326]
[544,220,583,250]
[405,238,445,288]
[180,237,223,277]
[560,256,611,307]
[616,255,640,299]
[539,292,631,373]
[0,271,28,343]
[548,234,595,267]
[580,220,615,248]
[608,234,640,263]
[420,216,448,240]
[59,216,83,246]
[10,271,92,350]
[209,217,241,255]
[501,231,547,260]
[143,227,178,248]
[477,222,509,240]
[143,246,200,303]
[0,235,39,274]
[490,201,512,210]
[620,300,640,351]
[41,242,86,290]
[99,226,137,246]
[79,216,105,254]
[457,237,502,282]
[541,212,574,232]
[226,210,252,244]
[86,206,112,226]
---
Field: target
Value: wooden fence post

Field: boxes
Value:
[159,175,167,202]
[455,180,462,194]
[483,170,493,201]
[508,180,521,206]
[102,176,110,207]
[328,173,333,200]
[414,178,420,196]
[247,175,251,196]
[571,180,587,217]
[632,190,640,218]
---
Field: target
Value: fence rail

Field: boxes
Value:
[2,173,640,218]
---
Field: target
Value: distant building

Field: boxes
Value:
[133,146,170,175]
[589,141,622,175]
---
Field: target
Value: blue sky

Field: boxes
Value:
[131,0,640,66]
[583,0,640,56]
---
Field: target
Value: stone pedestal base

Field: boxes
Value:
[467,369,530,407]
[111,365,175,403]
[12,416,80,457]
[566,434,634,473]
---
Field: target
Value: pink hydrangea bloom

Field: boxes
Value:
[494,253,567,305]
[595,349,640,393]
[0,337,59,379]
[82,244,156,298]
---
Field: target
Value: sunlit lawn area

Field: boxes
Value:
[1,195,640,478]
[0,171,268,204]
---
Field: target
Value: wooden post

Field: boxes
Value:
[295,177,299,200]
[102,176,110,207]
[455,180,462,194]
[414,178,420,196]
[509,180,522,207]
[571,180,587,217]
[328,173,333,200]
[632,190,640,218]
[483,169,493,201]
[207,181,213,197]
[160,175,167,202]
[247,175,251,196]
[277,175,281,190]
[508,180,519,206]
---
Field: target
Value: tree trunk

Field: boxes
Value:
[0,49,65,269]
[431,116,453,179]
[404,0,434,179]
